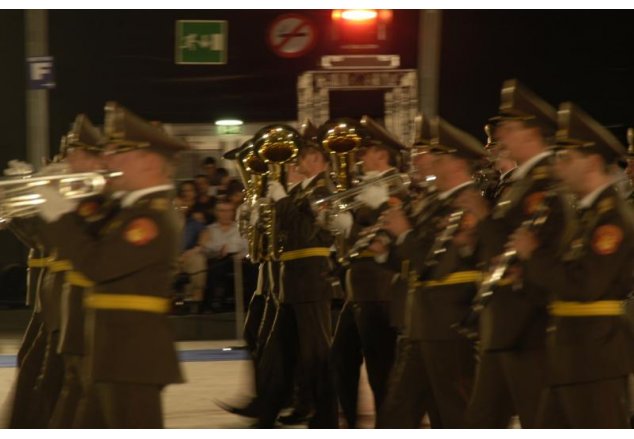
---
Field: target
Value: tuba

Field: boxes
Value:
[317,118,365,192]
[224,140,268,263]
[253,125,302,261]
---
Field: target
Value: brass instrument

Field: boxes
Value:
[423,209,465,268]
[318,118,365,192]
[0,168,122,224]
[473,123,500,202]
[253,125,302,261]
[223,141,268,263]
[311,171,411,217]
[339,204,400,266]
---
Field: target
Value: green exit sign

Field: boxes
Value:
[175,20,228,65]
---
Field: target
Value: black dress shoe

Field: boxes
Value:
[277,411,311,425]
[215,399,260,418]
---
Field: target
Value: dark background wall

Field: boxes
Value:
[439,10,634,141]
[0,11,28,277]
[3,10,634,157]
[0,10,633,298]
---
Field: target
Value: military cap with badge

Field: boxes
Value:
[489,79,558,137]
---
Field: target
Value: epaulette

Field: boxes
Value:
[597,197,615,215]
[314,178,327,189]
[149,198,170,211]
[530,165,549,181]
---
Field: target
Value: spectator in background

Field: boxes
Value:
[201,156,218,185]
[214,168,231,197]
[199,200,248,312]
[177,180,198,212]
[174,182,207,309]
[225,179,245,209]
[193,174,217,223]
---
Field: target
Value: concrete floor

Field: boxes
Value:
[0,339,377,429]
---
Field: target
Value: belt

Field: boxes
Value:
[65,271,95,288]
[27,257,49,268]
[416,270,482,288]
[280,247,331,262]
[549,300,625,317]
[84,293,171,314]
[48,259,73,273]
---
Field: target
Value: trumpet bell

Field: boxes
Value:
[0,170,121,222]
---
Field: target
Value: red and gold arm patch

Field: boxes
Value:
[124,217,159,246]
[591,224,623,256]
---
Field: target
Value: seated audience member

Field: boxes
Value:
[200,200,248,312]
[201,156,218,185]
[177,180,198,212]
[214,168,231,197]
[225,179,245,208]
[174,182,208,309]
[194,174,217,223]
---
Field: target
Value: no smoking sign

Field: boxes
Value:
[267,14,317,58]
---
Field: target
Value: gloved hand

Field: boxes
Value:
[4,160,34,176]
[34,186,78,223]
[38,162,68,176]
[355,183,389,209]
[328,212,353,237]
[267,181,287,202]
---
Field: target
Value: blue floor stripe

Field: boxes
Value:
[0,355,16,368]
[0,348,249,368]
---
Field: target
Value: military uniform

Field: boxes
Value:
[331,168,399,428]
[7,177,72,428]
[48,193,121,428]
[6,217,50,428]
[36,103,187,428]
[256,170,338,428]
[378,118,486,428]
[466,80,567,429]
[520,102,634,428]
[626,128,634,209]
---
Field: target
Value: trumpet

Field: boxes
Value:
[311,172,411,216]
[0,170,122,223]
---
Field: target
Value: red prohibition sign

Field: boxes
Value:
[267,14,317,59]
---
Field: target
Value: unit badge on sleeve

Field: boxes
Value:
[591,224,623,255]
[124,217,159,246]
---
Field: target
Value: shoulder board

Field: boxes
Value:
[530,166,549,181]
[149,198,170,211]
[132,197,170,211]
[597,197,615,215]
[314,178,327,188]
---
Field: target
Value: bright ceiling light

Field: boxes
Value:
[341,10,378,21]
[215,119,243,126]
